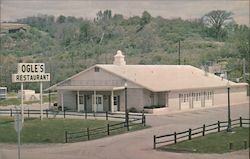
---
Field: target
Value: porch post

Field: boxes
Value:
[93,90,96,112]
[111,90,114,113]
[61,92,64,111]
[77,90,80,112]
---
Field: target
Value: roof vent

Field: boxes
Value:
[113,50,126,66]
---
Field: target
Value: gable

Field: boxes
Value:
[57,66,142,89]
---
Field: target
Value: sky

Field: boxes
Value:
[1,0,249,26]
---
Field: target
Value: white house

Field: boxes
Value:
[48,51,249,113]
[18,89,40,101]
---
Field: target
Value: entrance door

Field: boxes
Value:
[92,95,103,112]
[113,95,119,112]
[78,95,85,112]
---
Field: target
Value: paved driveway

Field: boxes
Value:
[0,104,249,159]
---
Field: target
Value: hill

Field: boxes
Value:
[0,10,249,92]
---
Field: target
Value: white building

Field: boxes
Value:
[48,51,249,113]
[18,89,40,101]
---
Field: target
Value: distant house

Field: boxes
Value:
[8,27,26,33]
[1,23,28,35]
[48,51,249,113]
[0,87,7,99]
[18,90,40,101]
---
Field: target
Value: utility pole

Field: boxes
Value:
[242,58,246,82]
[178,40,181,65]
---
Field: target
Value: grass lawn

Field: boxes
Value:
[160,127,249,154]
[0,116,146,143]
[0,94,57,106]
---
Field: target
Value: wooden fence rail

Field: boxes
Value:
[0,109,144,122]
[153,117,250,149]
[65,115,146,143]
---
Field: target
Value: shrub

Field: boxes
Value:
[129,107,139,113]
[144,105,165,109]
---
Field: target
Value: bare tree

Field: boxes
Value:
[202,10,234,40]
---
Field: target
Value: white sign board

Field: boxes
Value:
[17,63,45,74]
[12,73,50,82]
[12,63,50,83]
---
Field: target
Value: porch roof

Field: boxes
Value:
[57,85,125,91]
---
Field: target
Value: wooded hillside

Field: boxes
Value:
[0,10,249,92]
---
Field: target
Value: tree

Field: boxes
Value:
[137,11,151,32]
[140,11,151,26]
[56,15,66,23]
[202,10,234,40]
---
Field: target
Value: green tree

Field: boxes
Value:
[140,11,151,26]
[56,15,66,23]
[137,11,151,32]
[202,10,234,40]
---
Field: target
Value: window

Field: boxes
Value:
[94,67,100,72]
[114,96,118,105]
[205,91,213,100]
[79,95,84,104]
[195,93,201,101]
[180,93,189,103]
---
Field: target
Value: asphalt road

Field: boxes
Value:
[0,103,249,159]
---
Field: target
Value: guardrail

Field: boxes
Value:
[153,117,250,149]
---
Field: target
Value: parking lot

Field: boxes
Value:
[0,103,249,159]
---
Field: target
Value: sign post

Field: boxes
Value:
[40,82,43,120]
[20,82,24,123]
[12,63,50,121]
[15,113,23,159]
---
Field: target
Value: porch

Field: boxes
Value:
[58,86,125,113]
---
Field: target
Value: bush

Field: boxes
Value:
[128,107,139,113]
[144,105,165,109]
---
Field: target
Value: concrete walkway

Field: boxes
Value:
[0,104,249,159]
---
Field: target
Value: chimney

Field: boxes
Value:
[113,50,126,66]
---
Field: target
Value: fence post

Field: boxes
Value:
[64,109,66,118]
[143,114,146,126]
[126,112,130,131]
[153,135,156,149]
[65,131,68,143]
[10,109,12,117]
[87,128,90,140]
[106,112,108,121]
[229,142,233,150]
[218,121,220,132]
[28,109,30,118]
[202,124,205,136]
[107,124,110,136]
[244,140,247,149]
[174,132,177,144]
[46,109,48,118]
[188,129,192,140]
[85,111,87,119]
[240,117,242,127]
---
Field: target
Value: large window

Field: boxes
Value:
[193,92,201,101]
[180,93,189,103]
[205,91,213,100]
